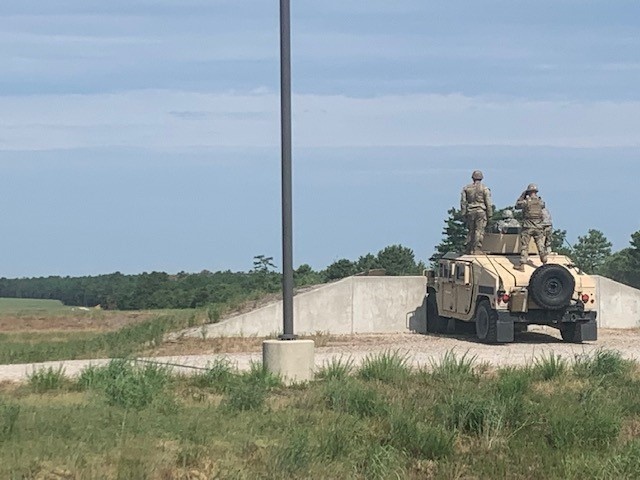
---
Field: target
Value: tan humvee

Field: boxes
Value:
[425,232,597,343]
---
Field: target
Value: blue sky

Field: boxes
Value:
[0,1,638,277]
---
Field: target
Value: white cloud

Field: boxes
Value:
[0,90,639,151]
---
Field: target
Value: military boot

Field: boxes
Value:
[513,264,525,272]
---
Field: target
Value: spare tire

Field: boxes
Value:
[528,264,575,310]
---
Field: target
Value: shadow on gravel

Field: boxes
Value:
[424,329,563,346]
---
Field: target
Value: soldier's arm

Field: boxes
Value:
[484,188,493,218]
[515,193,526,210]
[460,189,467,215]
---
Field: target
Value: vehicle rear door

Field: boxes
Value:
[439,260,456,314]
[454,261,474,316]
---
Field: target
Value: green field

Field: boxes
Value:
[0,297,73,315]
[1,350,640,479]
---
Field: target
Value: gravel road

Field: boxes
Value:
[3,327,640,382]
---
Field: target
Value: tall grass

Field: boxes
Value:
[315,356,354,381]
[532,351,568,380]
[27,365,68,393]
[2,355,640,478]
[77,359,172,410]
[357,350,411,383]
[429,350,477,380]
[573,349,632,379]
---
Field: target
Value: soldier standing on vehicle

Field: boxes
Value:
[460,170,493,254]
[514,183,548,270]
[541,206,553,255]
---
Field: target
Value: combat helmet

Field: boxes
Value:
[502,210,514,218]
[526,183,538,192]
[471,170,484,181]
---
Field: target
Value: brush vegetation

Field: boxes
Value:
[1,350,640,479]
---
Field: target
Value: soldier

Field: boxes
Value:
[541,206,553,255]
[460,170,492,254]
[514,183,547,270]
[496,209,520,233]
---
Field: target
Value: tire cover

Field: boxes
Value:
[528,264,575,310]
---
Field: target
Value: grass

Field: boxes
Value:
[0,312,197,364]
[0,297,72,315]
[357,350,411,383]
[2,349,640,478]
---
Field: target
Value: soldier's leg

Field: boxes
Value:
[544,226,552,254]
[475,212,488,252]
[519,228,532,265]
[464,216,473,254]
[534,229,548,263]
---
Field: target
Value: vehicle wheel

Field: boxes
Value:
[475,300,498,343]
[426,295,447,334]
[529,264,575,310]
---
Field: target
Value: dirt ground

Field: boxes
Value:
[3,327,640,383]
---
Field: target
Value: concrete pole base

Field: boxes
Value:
[263,339,315,385]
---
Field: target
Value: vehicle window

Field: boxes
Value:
[439,261,450,279]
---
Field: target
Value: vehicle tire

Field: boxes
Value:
[528,264,575,310]
[475,300,498,343]
[426,294,448,334]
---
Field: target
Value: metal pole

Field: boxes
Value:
[280,0,295,340]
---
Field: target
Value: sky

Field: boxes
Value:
[0,0,639,277]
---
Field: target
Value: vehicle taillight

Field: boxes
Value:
[581,294,590,303]
[501,293,510,303]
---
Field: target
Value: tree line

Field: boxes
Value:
[431,206,640,289]
[0,245,424,310]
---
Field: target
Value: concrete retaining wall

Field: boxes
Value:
[594,275,640,329]
[174,274,640,339]
[181,276,428,338]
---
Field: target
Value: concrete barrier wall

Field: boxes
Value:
[180,276,427,338]
[174,274,640,338]
[594,275,640,329]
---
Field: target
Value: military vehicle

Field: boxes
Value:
[425,232,597,343]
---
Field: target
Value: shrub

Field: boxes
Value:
[27,365,67,393]
[357,350,410,383]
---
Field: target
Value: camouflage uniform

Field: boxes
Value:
[515,184,548,267]
[460,171,493,254]
[541,207,553,255]
[496,210,520,233]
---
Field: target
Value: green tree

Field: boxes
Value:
[294,264,323,287]
[252,255,276,274]
[323,259,356,281]
[430,207,467,264]
[376,245,420,276]
[572,229,612,274]
[355,253,379,273]
[550,229,574,256]
[600,230,640,287]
